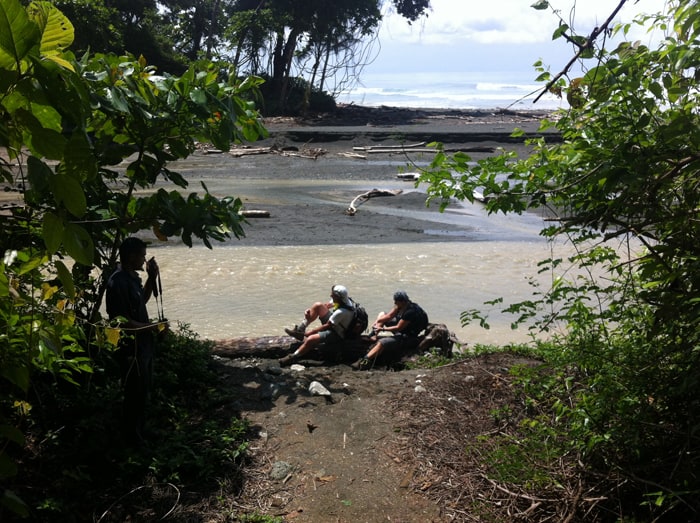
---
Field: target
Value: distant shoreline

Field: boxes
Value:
[265,103,556,127]
[260,103,559,147]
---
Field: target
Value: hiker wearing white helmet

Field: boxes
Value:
[279,285,356,366]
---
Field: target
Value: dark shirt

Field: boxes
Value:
[398,302,428,337]
[106,266,153,357]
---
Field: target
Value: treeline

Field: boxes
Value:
[50,0,431,115]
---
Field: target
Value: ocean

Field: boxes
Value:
[336,70,567,111]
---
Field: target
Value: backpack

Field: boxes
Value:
[408,303,429,336]
[345,302,368,339]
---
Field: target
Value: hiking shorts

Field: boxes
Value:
[379,334,419,354]
[319,329,343,345]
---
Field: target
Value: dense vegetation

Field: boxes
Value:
[0,0,268,518]
[422,0,700,519]
[48,0,432,115]
[2,0,699,520]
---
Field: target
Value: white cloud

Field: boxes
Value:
[381,0,668,46]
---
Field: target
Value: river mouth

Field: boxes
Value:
[146,240,557,346]
[115,144,557,346]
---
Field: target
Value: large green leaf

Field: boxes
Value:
[52,172,86,217]
[42,211,63,253]
[26,1,74,70]
[54,259,75,299]
[14,107,66,158]
[63,131,97,181]
[63,222,93,265]
[0,0,40,70]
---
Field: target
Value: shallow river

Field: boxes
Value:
[150,240,565,346]
[139,149,570,347]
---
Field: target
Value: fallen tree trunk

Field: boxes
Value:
[211,323,458,361]
[211,335,373,360]
[239,210,270,218]
[212,336,294,359]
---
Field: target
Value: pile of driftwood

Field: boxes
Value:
[218,145,326,159]
[200,141,494,160]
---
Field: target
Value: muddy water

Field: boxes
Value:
[120,148,572,346]
[149,239,566,346]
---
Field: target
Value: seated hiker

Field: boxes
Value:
[279,285,356,366]
[352,290,428,370]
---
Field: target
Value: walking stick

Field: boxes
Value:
[156,271,165,322]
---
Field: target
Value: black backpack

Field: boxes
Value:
[345,302,368,339]
[408,303,429,336]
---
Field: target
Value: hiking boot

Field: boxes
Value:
[284,326,305,341]
[351,357,372,371]
[279,354,297,367]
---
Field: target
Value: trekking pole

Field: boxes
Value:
[156,271,165,322]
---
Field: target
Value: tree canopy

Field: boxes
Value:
[50,0,433,114]
[0,0,266,515]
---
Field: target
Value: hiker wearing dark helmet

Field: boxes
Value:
[279,285,355,366]
[352,290,428,370]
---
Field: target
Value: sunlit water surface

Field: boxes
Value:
[108,151,577,347]
[147,240,571,346]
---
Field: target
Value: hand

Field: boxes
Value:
[146,257,159,279]
[154,321,170,337]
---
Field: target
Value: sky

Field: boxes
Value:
[364,0,668,76]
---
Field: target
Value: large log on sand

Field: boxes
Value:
[212,336,296,359]
[211,335,372,361]
[211,324,457,363]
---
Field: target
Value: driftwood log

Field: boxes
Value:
[212,335,372,362]
[345,188,403,216]
[211,324,458,363]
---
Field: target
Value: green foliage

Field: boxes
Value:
[1,0,267,517]
[237,514,284,523]
[258,74,337,116]
[421,0,700,518]
[2,324,251,521]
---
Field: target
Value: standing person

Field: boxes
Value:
[279,285,355,366]
[106,237,167,444]
[352,290,428,370]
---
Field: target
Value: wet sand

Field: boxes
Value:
[174,105,556,248]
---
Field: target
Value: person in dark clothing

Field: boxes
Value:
[106,237,167,443]
[352,290,428,370]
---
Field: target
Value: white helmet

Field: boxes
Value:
[331,285,351,305]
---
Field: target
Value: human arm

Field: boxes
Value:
[304,320,332,337]
[373,306,400,330]
[106,270,165,334]
[380,318,410,334]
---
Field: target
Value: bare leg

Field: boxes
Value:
[303,302,332,328]
[365,340,384,360]
[279,333,322,366]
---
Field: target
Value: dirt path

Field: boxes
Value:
[217,357,443,522]
[212,351,538,522]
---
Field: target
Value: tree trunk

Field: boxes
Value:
[212,335,372,360]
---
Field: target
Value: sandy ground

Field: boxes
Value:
[178,106,552,248]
